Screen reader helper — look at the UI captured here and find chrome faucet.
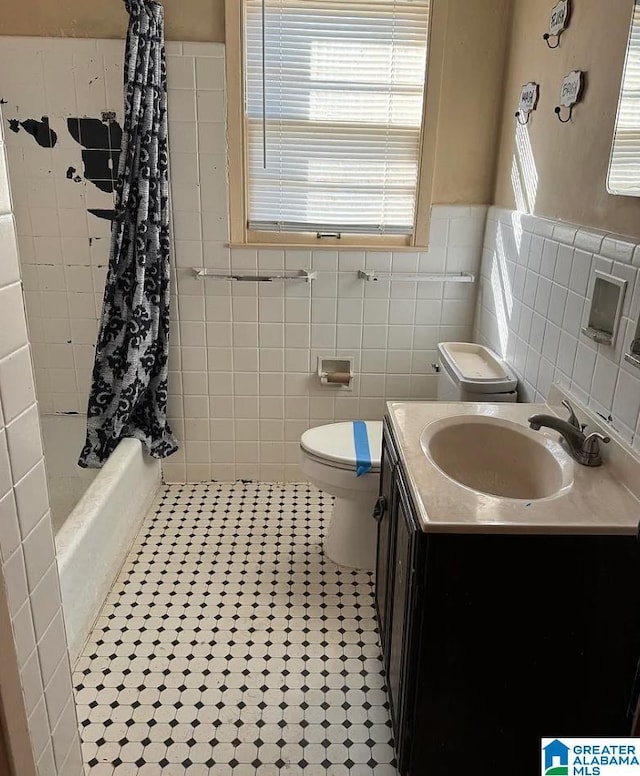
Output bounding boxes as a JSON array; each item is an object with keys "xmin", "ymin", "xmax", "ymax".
[{"xmin": 528, "ymin": 399, "xmax": 610, "ymax": 467}]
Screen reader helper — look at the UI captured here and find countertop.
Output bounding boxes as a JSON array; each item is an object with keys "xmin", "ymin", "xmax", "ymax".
[{"xmin": 386, "ymin": 395, "xmax": 640, "ymax": 535}]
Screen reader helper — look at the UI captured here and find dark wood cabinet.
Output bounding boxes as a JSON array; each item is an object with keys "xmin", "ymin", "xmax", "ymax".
[
  {"xmin": 376, "ymin": 417, "xmax": 640, "ymax": 776},
  {"xmin": 374, "ymin": 426, "xmax": 397, "ymax": 665}
]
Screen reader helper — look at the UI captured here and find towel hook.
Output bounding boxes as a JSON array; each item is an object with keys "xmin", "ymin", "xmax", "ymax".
[
  {"xmin": 543, "ymin": 0, "xmax": 570, "ymax": 50},
  {"xmin": 515, "ymin": 82, "xmax": 539, "ymax": 127},
  {"xmin": 543, "ymin": 32, "xmax": 561, "ymax": 49},
  {"xmin": 554, "ymin": 70, "xmax": 584, "ymax": 124},
  {"xmin": 554, "ymin": 105, "xmax": 573, "ymax": 123}
]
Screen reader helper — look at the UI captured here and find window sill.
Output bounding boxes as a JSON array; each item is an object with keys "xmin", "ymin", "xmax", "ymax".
[{"xmin": 227, "ymin": 242, "xmax": 428, "ymax": 252}]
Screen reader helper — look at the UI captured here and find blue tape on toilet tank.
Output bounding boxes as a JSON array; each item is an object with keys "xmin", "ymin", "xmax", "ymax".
[{"xmin": 353, "ymin": 420, "xmax": 372, "ymax": 477}]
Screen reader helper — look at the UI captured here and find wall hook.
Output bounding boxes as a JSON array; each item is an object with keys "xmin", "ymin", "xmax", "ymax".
[
  {"xmin": 555, "ymin": 70, "xmax": 584, "ymax": 125},
  {"xmin": 543, "ymin": 0, "xmax": 570, "ymax": 50},
  {"xmin": 543, "ymin": 32, "xmax": 561, "ymax": 49},
  {"xmin": 554, "ymin": 105, "xmax": 572, "ymax": 123},
  {"xmin": 516, "ymin": 82, "xmax": 539, "ymax": 127}
]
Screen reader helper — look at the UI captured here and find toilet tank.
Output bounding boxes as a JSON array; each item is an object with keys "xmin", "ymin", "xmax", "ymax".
[{"xmin": 437, "ymin": 342, "xmax": 518, "ymax": 402}]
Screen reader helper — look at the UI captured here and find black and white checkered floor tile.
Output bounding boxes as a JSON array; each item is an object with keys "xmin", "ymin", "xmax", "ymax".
[{"xmin": 74, "ymin": 482, "xmax": 397, "ymax": 776}]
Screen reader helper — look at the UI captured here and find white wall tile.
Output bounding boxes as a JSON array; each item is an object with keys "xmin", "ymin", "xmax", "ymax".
[
  {"xmin": 0, "ymin": 283, "xmax": 29, "ymax": 359},
  {"xmin": 2, "ymin": 38, "xmax": 488, "ymax": 486},
  {"xmin": 28, "ymin": 698, "xmax": 51, "ymax": 761},
  {"xmin": 0, "ymin": 102, "xmax": 80, "ymax": 775},
  {"xmin": 476, "ymin": 206, "xmax": 640, "ymax": 445},
  {"xmin": 613, "ymin": 370, "xmax": 640, "ymax": 431},
  {"xmin": 22, "ymin": 514, "xmax": 56, "ymax": 592},
  {"xmin": 21, "ymin": 649, "xmax": 45, "ymax": 716},
  {"xmin": 5, "ymin": 404, "xmax": 43, "ymax": 482},
  {"xmin": 37, "ymin": 611, "xmax": 69, "ymax": 687},
  {"xmin": 50, "ymin": 698, "xmax": 78, "ymax": 771},
  {"xmin": 0, "ymin": 490, "xmax": 20, "ymax": 562},
  {"xmin": 0, "ymin": 213, "xmax": 20, "ymax": 287},
  {"xmin": 14, "ymin": 460, "xmax": 49, "ymax": 538},
  {"xmin": 3, "ymin": 546, "xmax": 29, "ymax": 614}
]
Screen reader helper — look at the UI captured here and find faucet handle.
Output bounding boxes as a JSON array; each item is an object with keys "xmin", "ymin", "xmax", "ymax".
[
  {"xmin": 562, "ymin": 399, "xmax": 583, "ymax": 431},
  {"xmin": 583, "ymin": 431, "xmax": 611, "ymax": 455}
]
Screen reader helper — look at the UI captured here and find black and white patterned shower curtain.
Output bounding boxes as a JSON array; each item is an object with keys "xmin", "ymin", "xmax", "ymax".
[{"xmin": 79, "ymin": 0, "xmax": 178, "ymax": 467}]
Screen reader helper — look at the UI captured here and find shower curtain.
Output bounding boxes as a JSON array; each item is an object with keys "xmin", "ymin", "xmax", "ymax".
[{"xmin": 79, "ymin": 0, "xmax": 178, "ymax": 467}]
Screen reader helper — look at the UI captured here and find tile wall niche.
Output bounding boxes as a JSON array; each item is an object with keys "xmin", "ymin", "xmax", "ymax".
[
  {"xmin": 0, "ymin": 113, "xmax": 83, "ymax": 776},
  {"xmin": 475, "ymin": 206, "xmax": 640, "ymax": 449},
  {"xmin": 0, "ymin": 37, "xmax": 488, "ymax": 482}
]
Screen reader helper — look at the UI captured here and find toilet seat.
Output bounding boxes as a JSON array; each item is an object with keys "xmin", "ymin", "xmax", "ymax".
[{"xmin": 300, "ymin": 421, "xmax": 383, "ymax": 473}]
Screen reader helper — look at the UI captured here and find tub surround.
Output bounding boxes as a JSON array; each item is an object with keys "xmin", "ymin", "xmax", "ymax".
[
  {"xmin": 41, "ymin": 416, "xmax": 97, "ymax": 533},
  {"xmin": 386, "ymin": 387, "xmax": 640, "ymax": 534}
]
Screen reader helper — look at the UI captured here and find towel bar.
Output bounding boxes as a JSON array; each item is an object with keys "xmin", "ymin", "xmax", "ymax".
[{"xmin": 192, "ymin": 268, "xmax": 316, "ymax": 283}]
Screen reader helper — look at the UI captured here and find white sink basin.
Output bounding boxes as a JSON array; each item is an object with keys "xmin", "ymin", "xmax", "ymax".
[{"xmin": 420, "ymin": 415, "xmax": 573, "ymax": 501}]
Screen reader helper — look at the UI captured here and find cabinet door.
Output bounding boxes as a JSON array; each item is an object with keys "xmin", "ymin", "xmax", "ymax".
[
  {"xmin": 386, "ymin": 473, "xmax": 422, "ymax": 773},
  {"xmin": 374, "ymin": 422, "xmax": 398, "ymax": 660}
]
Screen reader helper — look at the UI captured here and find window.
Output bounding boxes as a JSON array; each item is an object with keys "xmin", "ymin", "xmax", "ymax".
[
  {"xmin": 225, "ymin": 0, "xmax": 433, "ymax": 247},
  {"xmin": 608, "ymin": 0, "xmax": 640, "ymax": 196}
]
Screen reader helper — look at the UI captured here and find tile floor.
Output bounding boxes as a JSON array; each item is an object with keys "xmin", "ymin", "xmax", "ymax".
[{"xmin": 73, "ymin": 482, "xmax": 397, "ymax": 776}]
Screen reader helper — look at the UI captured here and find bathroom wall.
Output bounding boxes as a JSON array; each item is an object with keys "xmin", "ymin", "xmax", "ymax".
[
  {"xmin": 0, "ymin": 0, "xmax": 226, "ymax": 42},
  {"xmin": 0, "ymin": 37, "xmax": 488, "ymax": 482},
  {"xmin": 166, "ymin": 201, "xmax": 484, "ymax": 483},
  {"xmin": 430, "ymin": 0, "xmax": 511, "ymax": 206},
  {"xmin": 493, "ymin": 0, "xmax": 640, "ymax": 239},
  {"xmin": 0, "ymin": 113, "xmax": 82, "ymax": 776},
  {"xmin": 1, "ymin": 0, "xmax": 512, "ymax": 206},
  {"xmin": 475, "ymin": 206, "xmax": 640, "ymax": 448}
]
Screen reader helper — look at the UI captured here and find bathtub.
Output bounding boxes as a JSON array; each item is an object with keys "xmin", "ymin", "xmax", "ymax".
[{"xmin": 41, "ymin": 416, "xmax": 161, "ymax": 663}]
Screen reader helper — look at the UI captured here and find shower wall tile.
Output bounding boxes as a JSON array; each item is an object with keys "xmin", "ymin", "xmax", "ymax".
[
  {"xmin": 0, "ymin": 108, "xmax": 83, "ymax": 775},
  {"xmin": 475, "ymin": 206, "xmax": 640, "ymax": 447},
  {"xmin": 0, "ymin": 37, "xmax": 486, "ymax": 483}
]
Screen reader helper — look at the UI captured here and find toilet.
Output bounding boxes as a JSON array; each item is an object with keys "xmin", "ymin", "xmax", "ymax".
[
  {"xmin": 300, "ymin": 420, "xmax": 382, "ymax": 571},
  {"xmin": 300, "ymin": 343, "xmax": 517, "ymax": 571}
]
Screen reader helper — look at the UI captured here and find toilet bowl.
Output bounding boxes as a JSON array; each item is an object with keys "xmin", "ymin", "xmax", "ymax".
[{"xmin": 300, "ymin": 421, "xmax": 382, "ymax": 571}]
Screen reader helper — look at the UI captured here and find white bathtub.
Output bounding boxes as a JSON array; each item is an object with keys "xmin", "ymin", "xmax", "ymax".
[{"xmin": 41, "ymin": 415, "xmax": 161, "ymax": 663}]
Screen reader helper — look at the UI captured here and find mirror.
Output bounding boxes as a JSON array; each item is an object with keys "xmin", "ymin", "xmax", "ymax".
[{"xmin": 608, "ymin": 0, "xmax": 640, "ymax": 196}]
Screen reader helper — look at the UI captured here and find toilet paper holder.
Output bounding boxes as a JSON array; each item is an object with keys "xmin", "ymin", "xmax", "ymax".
[{"xmin": 317, "ymin": 357, "xmax": 354, "ymax": 391}]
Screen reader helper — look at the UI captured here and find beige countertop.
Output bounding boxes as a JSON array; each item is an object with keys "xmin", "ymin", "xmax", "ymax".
[{"xmin": 386, "ymin": 394, "xmax": 640, "ymax": 535}]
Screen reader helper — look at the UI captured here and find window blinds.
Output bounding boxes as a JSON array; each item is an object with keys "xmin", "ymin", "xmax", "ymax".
[
  {"xmin": 244, "ymin": 0, "xmax": 430, "ymax": 236},
  {"xmin": 609, "ymin": 2, "xmax": 640, "ymax": 196}
]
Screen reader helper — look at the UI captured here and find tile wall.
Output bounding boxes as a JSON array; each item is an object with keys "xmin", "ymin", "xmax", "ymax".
[
  {"xmin": 0, "ymin": 37, "xmax": 124, "ymax": 417},
  {"xmin": 475, "ymin": 206, "xmax": 640, "ymax": 449},
  {"xmin": 0, "ymin": 113, "xmax": 82, "ymax": 775},
  {"xmin": 0, "ymin": 37, "xmax": 488, "ymax": 482}
]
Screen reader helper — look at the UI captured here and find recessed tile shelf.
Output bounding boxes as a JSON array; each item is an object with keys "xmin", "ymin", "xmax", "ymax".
[{"xmin": 581, "ymin": 270, "xmax": 627, "ymax": 348}]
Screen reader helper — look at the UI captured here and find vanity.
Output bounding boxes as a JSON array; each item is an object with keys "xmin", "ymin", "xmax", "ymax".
[{"xmin": 376, "ymin": 395, "xmax": 640, "ymax": 776}]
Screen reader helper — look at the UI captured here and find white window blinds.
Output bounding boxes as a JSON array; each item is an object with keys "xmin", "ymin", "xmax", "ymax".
[
  {"xmin": 609, "ymin": 1, "xmax": 640, "ymax": 196},
  {"xmin": 244, "ymin": 0, "xmax": 430, "ymax": 236}
]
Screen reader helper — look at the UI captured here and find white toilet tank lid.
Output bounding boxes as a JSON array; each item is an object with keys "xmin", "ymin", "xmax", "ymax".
[
  {"xmin": 300, "ymin": 421, "xmax": 383, "ymax": 471},
  {"xmin": 438, "ymin": 342, "xmax": 518, "ymax": 393}
]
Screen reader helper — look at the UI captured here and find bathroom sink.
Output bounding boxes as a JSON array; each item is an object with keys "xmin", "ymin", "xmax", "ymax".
[{"xmin": 420, "ymin": 415, "xmax": 573, "ymax": 501}]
